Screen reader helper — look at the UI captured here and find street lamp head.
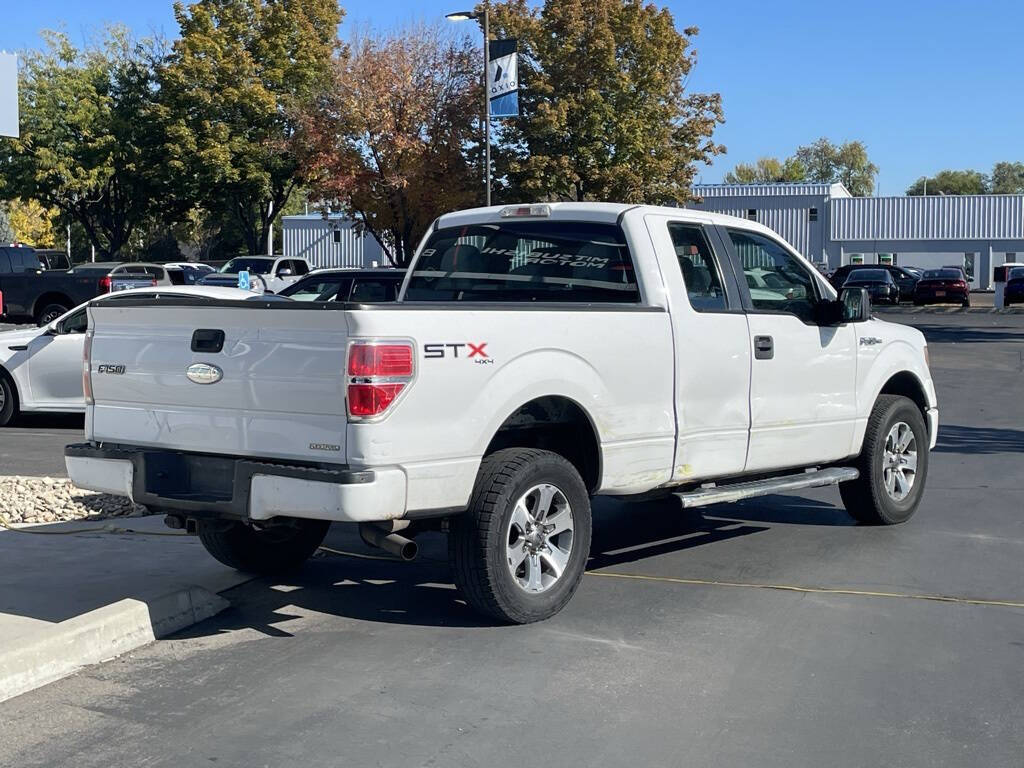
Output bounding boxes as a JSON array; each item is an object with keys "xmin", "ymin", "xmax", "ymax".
[{"xmin": 445, "ymin": 10, "xmax": 478, "ymax": 21}]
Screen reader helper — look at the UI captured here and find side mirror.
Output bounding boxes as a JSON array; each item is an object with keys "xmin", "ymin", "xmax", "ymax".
[
  {"xmin": 815, "ymin": 287, "xmax": 871, "ymax": 326},
  {"xmin": 277, "ymin": 268, "xmax": 293, "ymax": 277},
  {"xmin": 840, "ymin": 286, "xmax": 871, "ymax": 323}
]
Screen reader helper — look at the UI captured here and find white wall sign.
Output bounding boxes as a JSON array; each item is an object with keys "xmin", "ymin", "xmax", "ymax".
[{"xmin": 0, "ymin": 52, "xmax": 18, "ymax": 138}]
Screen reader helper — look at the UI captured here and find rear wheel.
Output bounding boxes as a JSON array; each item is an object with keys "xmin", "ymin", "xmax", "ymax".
[
  {"xmin": 0, "ymin": 372, "xmax": 18, "ymax": 427},
  {"xmin": 962, "ymin": 295, "xmax": 971, "ymax": 308},
  {"xmin": 449, "ymin": 448, "xmax": 591, "ymax": 624},
  {"xmin": 840, "ymin": 395, "xmax": 928, "ymax": 525},
  {"xmin": 198, "ymin": 519, "xmax": 329, "ymax": 574},
  {"xmin": 35, "ymin": 302, "xmax": 70, "ymax": 326}
]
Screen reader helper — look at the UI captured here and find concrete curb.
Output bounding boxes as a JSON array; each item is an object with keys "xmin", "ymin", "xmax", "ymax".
[{"xmin": 0, "ymin": 585, "xmax": 229, "ymax": 704}]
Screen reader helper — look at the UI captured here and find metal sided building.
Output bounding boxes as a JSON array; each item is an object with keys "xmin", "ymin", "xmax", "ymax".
[
  {"xmin": 282, "ymin": 214, "xmax": 387, "ymax": 269},
  {"xmin": 689, "ymin": 183, "xmax": 1024, "ymax": 289},
  {"xmin": 689, "ymin": 183, "xmax": 849, "ymax": 269}
]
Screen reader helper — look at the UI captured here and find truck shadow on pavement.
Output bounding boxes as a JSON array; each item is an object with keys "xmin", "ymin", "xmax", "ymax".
[
  {"xmin": 174, "ymin": 495, "xmax": 853, "ymax": 634},
  {"xmin": 934, "ymin": 424, "xmax": 1024, "ymax": 454},
  {"xmin": 914, "ymin": 324, "xmax": 1024, "ymax": 345}
]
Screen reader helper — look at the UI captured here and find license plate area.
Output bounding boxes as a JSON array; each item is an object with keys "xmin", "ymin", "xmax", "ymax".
[
  {"xmin": 935, "ymin": 290, "xmax": 945, "ymax": 296},
  {"xmin": 142, "ymin": 451, "xmax": 235, "ymax": 502}
]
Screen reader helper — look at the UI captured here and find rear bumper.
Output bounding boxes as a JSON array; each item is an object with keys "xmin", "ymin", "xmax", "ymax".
[{"xmin": 64, "ymin": 443, "xmax": 407, "ymax": 523}]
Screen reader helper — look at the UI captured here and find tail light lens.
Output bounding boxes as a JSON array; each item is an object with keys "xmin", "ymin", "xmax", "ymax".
[
  {"xmin": 346, "ymin": 341, "xmax": 414, "ymax": 420},
  {"xmin": 97, "ymin": 276, "xmax": 112, "ymax": 294},
  {"xmin": 82, "ymin": 331, "xmax": 94, "ymax": 405}
]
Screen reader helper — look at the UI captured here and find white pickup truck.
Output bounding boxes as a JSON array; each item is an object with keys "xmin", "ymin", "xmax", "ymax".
[{"xmin": 66, "ymin": 203, "xmax": 937, "ymax": 623}]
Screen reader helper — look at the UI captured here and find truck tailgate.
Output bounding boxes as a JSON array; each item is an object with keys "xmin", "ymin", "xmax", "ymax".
[{"xmin": 86, "ymin": 303, "xmax": 351, "ymax": 462}]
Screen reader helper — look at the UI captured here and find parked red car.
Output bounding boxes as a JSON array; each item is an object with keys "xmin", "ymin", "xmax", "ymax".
[{"xmin": 913, "ymin": 268, "xmax": 971, "ymax": 307}]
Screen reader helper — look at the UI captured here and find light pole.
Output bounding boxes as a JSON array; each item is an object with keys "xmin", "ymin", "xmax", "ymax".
[{"xmin": 446, "ymin": 6, "xmax": 491, "ymax": 206}]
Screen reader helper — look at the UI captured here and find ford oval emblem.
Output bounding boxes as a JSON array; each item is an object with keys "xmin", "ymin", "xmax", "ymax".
[{"xmin": 186, "ymin": 363, "xmax": 223, "ymax": 385}]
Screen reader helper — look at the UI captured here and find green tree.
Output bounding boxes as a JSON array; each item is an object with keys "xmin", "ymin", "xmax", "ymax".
[
  {"xmin": 990, "ymin": 162, "xmax": 1024, "ymax": 194},
  {"xmin": 0, "ymin": 29, "xmax": 171, "ymax": 257},
  {"xmin": 723, "ymin": 156, "xmax": 806, "ymax": 185},
  {"xmin": 793, "ymin": 138, "xmax": 878, "ymax": 196},
  {"xmin": 488, "ymin": 0, "xmax": 724, "ymax": 204},
  {"xmin": 160, "ymin": 0, "xmax": 341, "ymax": 255},
  {"xmin": 906, "ymin": 169, "xmax": 989, "ymax": 196}
]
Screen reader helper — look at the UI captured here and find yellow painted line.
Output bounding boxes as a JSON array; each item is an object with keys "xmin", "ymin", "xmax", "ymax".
[{"xmin": 587, "ymin": 570, "xmax": 1024, "ymax": 609}]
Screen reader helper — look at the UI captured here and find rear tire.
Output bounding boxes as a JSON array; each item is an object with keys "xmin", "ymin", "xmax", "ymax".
[
  {"xmin": 198, "ymin": 519, "xmax": 329, "ymax": 574},
  {"xmin": 0, "ymin": 372, "xmax": 18, "ymax": 427},
  {"xmin": 962, "ymin": 296, "xmax": 971, "ymax": 308},
  {"xmin": 449, "ymin": 448, "xmax": 592, "ymax": 624},
  {"xmin": 35, "ymin": 302, "xmax": 70, "ymax": 326},
  {"xmin": 840, "ymin": 395, "xmax": 928, "ymax": 525}
]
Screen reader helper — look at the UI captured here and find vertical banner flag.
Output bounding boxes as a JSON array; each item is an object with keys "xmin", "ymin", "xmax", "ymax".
[
  {"xmin": 487, "ymin": 39, "xmax": 518, "ymax": 118},
  {"xmin": 0, "ymin": 52, "xmax": 18, "ymax": 138}
]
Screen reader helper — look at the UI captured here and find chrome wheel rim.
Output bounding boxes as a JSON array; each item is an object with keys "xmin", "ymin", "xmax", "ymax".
[
  {"xmin": 506, "ymin": 483, "xmax": 574, "ymax": 594},
  {"xmin": 882, "ymin": 421, "xmax": 917, "ymax": 501}
]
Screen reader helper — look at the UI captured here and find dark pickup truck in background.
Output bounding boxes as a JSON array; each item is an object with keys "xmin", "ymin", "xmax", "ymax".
[{"xmin": 0, "ymin": 246, "xmax": 163, "ymax": 325}]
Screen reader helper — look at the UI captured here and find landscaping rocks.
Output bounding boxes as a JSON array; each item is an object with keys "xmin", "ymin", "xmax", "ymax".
[{"xmin": 0, "ymin": 476, "xmax": 147, "ymax": 524}]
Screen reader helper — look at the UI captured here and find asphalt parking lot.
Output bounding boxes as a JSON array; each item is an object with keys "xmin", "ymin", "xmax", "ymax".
[{"xmin": 0, "ymin": 309, "xmax": 1022, "ymax": 767}]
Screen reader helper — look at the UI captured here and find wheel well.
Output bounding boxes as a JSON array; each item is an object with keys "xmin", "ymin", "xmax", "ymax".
[
  {"xmin": 32, "ymin": 292, "xmax": 73, "ymax": 317},
  {"xmin": 879, "ymin": 371, "xmax": 929, "ymax": 431},
  {"xmin": 0, "ymin": 364, "xmax": 19, "ymax": 405},
  {"xmin": 484, "ymin": 396, "xmax": 601, "ymax": 492}
]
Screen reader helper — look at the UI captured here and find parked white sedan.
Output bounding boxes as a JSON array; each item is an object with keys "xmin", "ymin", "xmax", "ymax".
[{"xmin": 0, "ymin": 286, "xmax": 264, "ymax": 426}]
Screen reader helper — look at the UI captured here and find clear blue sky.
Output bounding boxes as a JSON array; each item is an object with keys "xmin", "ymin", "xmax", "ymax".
[{"xmin": 4, "ymin": 0, "xmax": 1021, "ymax": 196}]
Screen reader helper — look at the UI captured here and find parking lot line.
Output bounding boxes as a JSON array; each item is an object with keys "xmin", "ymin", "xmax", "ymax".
[{"xmin": 587, "ymin": 570, "xmax": 1024, "ymax": 609}]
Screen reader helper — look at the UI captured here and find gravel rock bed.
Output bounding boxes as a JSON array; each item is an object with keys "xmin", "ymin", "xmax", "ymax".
[{"xmin": 0, "ymin": 476, "xmax": 148, "ymax": 525}]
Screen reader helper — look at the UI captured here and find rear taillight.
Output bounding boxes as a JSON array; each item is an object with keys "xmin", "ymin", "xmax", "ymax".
[
  {"xmin": 346, "ymin": 341, "xmax": 415, "ymax": 420},
  {"xmin": 82, "ymin": 331, "xmax": 94, "ymax": 405},
  {"xmin": 98, "ymin": 276, "xmax": 112, "ymax": 294}
]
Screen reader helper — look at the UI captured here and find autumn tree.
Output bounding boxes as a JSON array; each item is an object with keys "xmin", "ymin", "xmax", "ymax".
[
  {"xmin": 487, "ymin": 0, "xmax": 724, "ymax": 204},
  {"xmin": 160, "ymin": 0, "xmax": 341, "ymax": 255},
  {"xmin": 297, "ymin": 26, "xmax": 482, "ymax": 266},
  {"xmin": 7, "ymin": 198, "xmax": 59, "ymax": 247},
  {"xmin": 723, "ymin": 156, "xmax": 806, "ymax": 185},
  {"xmin": 0, "ymin": 29, "xmax": 170, "ymax": 256}
]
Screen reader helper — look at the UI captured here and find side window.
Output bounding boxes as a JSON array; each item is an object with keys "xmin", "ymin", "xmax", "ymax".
[
  {"xmin": 0, "ymin": 250, "xmax": 12, "ymax": 274},
  {"xmin": 293, "ymin": 260, "xmax": 309, "ymax": 276},
  {"xmin": 666, "ymin": 224, "xmax": 728, "ymax": 312},
  {"xmin": 727, "ymin": 229, "xmax": 819, "ymax": 321}
]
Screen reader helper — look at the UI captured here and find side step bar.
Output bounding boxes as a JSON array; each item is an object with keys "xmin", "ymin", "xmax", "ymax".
[{"xmin": 675, "ymin": 467, "xmax": 859, "ymax": 509}]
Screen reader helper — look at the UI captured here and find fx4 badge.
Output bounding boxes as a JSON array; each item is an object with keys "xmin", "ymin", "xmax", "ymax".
[{"xmin": 424, "ymin": 342, "xmax": 493, "ymax": 364}]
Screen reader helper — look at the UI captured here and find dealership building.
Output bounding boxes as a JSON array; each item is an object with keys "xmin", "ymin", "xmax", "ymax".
[{"xmin": 688, "ymin": 183, "xmax": 1024, "ymax": 289}]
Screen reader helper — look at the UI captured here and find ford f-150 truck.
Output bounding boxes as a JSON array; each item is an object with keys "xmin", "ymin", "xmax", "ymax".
[{"xmin": 66, "ymin": 203, "xmax": 937, "ymax": 623}]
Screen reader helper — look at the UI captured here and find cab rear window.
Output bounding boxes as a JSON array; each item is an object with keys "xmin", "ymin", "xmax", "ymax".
[{"xmin": 405, "ymin": 221, "xmax": 639, "ymax": 303}]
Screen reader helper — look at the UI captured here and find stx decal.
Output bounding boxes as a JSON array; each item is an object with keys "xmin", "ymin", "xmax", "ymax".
[{"xmin": 424, "ymin": 343, "xmax": 492, "ymax": 362}]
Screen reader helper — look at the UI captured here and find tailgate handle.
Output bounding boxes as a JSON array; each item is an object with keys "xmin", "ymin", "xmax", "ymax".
[{"xmin": 191, "ymin": 329, "xmax": 225, "ymax": 353}]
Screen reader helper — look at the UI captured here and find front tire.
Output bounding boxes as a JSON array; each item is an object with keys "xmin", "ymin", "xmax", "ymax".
[
  {"xmin": 840, "ymin": 395, "xmax": 928, "ymax": 525},
  {"xmin": 0, "ymin": 372, "xmax": 18, "ymax": 427},
  {"xmin": 449, "ymin": 448, "xmax": 592, "ymax": 624},
  {"xmin": 198, "ymin": 519, "xmax": 330, "ymax": 574}
]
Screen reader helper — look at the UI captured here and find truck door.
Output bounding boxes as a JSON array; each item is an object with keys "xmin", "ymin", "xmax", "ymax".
[
  {"xmin": 25, "ymin": 305, "xmax": 88, "ymax": 407},
  {"xmin": 0, "ymin": 249, "xmax": 29, "ymax": 316},
  {"xmin": 645, "ymin": 215, "xmax": 751, "ymax": 480},
  {"xmin": 719, "ymin": 227, "xmax": 857, "ymax": 472}
]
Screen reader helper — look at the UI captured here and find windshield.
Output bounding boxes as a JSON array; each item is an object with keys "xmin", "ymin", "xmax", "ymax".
[
  {"xmin": 405, "ymin": 220, "xmax": 640, "ymax": 303},
  {"xmin": 923, "ymin": 269, "xmax": 962, "ymax": 279},
  {"xmin": 1008, "ymin": 267, "xmax": 1024, "ymax": 280},
  {"xmin": 847, "ymin": 270, "xmax": 887, "ymax": 281},
  {"xmin": 220, "ymin": 258, "xmax": 274, "ymax": 275}
]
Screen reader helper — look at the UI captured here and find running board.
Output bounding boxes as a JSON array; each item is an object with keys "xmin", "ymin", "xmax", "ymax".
[{"xmin": 675, "ymin": 467, "xmax": 859, "ymax": 509}]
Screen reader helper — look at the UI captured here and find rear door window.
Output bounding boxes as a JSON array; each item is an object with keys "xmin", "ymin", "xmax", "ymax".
[
  {"xmin": 350, "ymin": 278, "xmax": 399, "ymax": 303},
  {"xmin": 282, "ymin": 277, "xmax": 350, "ymax": 302},
  {"xmin": 405, "ymin": 221, "xmax": 640, "ymax": 303},
  {"xmin": 666, "ymin": 224, "xmax": 729, "ymax": 312}
]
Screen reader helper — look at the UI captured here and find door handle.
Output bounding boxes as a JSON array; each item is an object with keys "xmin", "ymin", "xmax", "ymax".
[{"xmin": 754, "ymin": 335, "xmax": 774, "ymax": 360}]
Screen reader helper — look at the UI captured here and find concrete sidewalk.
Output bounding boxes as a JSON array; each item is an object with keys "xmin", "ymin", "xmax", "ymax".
[{"xmin": 0, "ymin": 515, "xmax": 251, "ymax": 702}]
